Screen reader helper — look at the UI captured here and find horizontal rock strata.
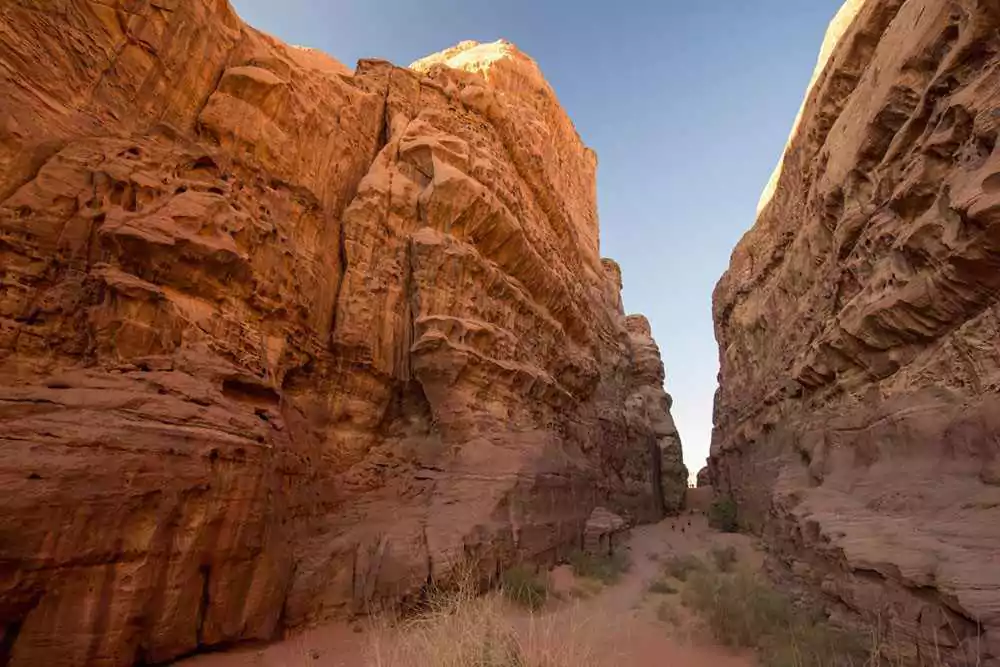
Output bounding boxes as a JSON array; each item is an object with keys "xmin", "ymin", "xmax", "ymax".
[
  {"xmin": 0, "ymin": 5, "xmax": 684, "ymax": 666},
  {"xmin": 711, "ymin": 1, "xmax": 1000, "ymax": 664}
]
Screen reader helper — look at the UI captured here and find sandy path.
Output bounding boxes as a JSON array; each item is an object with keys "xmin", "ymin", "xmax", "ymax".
[
  {"xmin": 176, "ymin": 514, "xmax": 757, "ymax": 667},
  {"xmin": 547, "ymin": 514, "xmax": 757, "ymax": 666}
]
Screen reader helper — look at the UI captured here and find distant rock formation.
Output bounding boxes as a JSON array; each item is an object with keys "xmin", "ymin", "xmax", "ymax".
[
  {"xmin": 712, "ymin": 1, "xmax": 1000, "ymax": 664},
  {"xmin": 583, "ymin": 506, "xmax": 627, "ymax": 556},
  {"xmin": 0, "ymin": 6, "xmax": 685, "ymax": 666},
  {"xmin": 696, "ymin": 466, "xmax": 711, "ymax": 488}
]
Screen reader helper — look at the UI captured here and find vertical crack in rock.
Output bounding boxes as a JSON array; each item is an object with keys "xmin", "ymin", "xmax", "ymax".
[{"xmin": 196, "ymin": 565, "xmax": 212, "ymax": 647}]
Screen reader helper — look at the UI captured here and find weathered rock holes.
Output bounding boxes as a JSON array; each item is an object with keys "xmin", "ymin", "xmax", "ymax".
[
  {"xmin": 222, "ymin": 378, "xmax": 281, "ymax": 406},
  {"xmin": 977, "ymin": 130, "xmax": 997, "ymax": 157},
  {"xmin": 889, "ymin": 191, "xmax": 937, "ymax": 221},
  {"xmin": 932, "ymin": 23, "xmax": 961, "ymax": 64},
  {"xmin": 821, "ymin": 188, "xmax": 845, "ymax": 232},
  {"xmin": 184, "ymin": 156, "xmax": 222, "ymax": 183},
  {"xmin": 110, "ymin": 182, "xmax": 138, "ymax": 213},
  {"xmin": 982, "ymin": 172, "xmax": 1000, "ymax": 193}
]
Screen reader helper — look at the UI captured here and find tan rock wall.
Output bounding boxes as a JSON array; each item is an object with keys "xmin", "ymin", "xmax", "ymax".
[
  {"xmin": 712, "ymin": 1, "xmax": 1000, "ymax": 664},
  {"xmin": 0, "ymin": 3, "xmax": 684, "ymax": 665}
]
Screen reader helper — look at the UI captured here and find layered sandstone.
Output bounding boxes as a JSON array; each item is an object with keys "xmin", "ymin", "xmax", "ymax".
[
  {"xmin": 0, "ymin": 5, "xmax": 684, "ymax": 666},
  {"xmin": 712, "ymin": 1, "xmax": 1000, "ymax": 664}
]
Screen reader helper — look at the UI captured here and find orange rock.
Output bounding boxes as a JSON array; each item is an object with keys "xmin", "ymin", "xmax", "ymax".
[
  {"xmin": 712, "ymin": 1, "xmax": 1000, "ymax": 663},
  {"xmin": 0, "ymin": 5, "xmax": 684, "ymax": 666}
]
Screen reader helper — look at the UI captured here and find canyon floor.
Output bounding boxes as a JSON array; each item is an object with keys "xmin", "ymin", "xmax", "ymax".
[{"xmin": 176, "ymin": 515, "xmax": 759, "ymax": 667}]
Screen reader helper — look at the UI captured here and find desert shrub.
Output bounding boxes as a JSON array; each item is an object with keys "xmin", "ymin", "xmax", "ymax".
[
  {"xmin": 647, "ymin": 578, "xmax": 678, "ymax": 595},
  {"xmin": 710, "ymin": 545, "xmax": 738, "ymax": 572},
  {"xmin": 680, "ymin": 568, "xmax": 867, "ymax": 667},
  {"xmin": 568, "ymin": 550, "xmax": 631, "ymax": 585},
  {"xmin": 708, "ymin": 496, "xmax": 739, "ymax": 533},
  {"xmin": 500, "ymin": 565, "xmax": 548, "ymax": 610},
  {"xmin": 682, "ymin": 568, "xmax": 792, "ymax": 648},
  {"xmin": 662, "ymin": 554, "xmax": 705, "ymax": 582},
  {"xmin": 369, "ymin": 584, "xmax": 597, "ymax": 666},
  {"xmin": 656, "ymin": 600, "xmax": 681, "ymax": 625},
  {"xmin": 568, "ymin": 579, "xmax": 603, "ymax": 600}
]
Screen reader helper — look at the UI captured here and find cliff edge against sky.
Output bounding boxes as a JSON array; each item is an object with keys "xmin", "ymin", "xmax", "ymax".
[
  {"xmin": 0, "ymin": 3, "xmax": 685, "ymax": 665},
  {"xmin": 712, "ymin": 0, "xmax": 1000, "ymax": 663}
]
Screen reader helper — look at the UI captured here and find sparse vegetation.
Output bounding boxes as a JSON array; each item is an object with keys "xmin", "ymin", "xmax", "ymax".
[
  {"xmin": 647, "ymin": 578, "xmax": 678, "ymax": 595},
  {"xmin": 680, "ymin": 567, "xmax": 867, "ymax": 667},
  {"xmin": 708, "ymin": 496, "xmax": 739, "ymax": 533},
  {"xmin": 656, "ymin": 599, "xmax": 681, "ymax": 625},
  {"xmin": 568, "ymin": 579, "xmax": 603, "ymax": 600},
  {"xmin": 709, "ymin": 545, "xmax": 738, "ymax": 572},
  {"xmin": 662, "ymin": 553, "xmax": 706, "ymax": 581},
  {"xmin": 369, "ymin": 579, "xmax": 597, "ymax": 667},
  {"xmin": 568, "ymin": 550, "xmax": 631, "ymax": 585},
  {"xmin": 500, "ymin": 565, "xmax": 549, "ymax": 610}
]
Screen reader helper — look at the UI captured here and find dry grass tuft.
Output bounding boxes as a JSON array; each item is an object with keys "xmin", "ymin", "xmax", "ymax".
[
  {"xmin": 568, "ymin": 579, "xmax": 603, "ymax": 600},
  {"xmin": 647, "ymin": 578, "xmax": 678, "ymax": 595},
  {"xmin": 368, "ymin": 577, "xmax": 598, "ymax": 667},
  {"xmin": 709, "ymin": 545, "xmax": 738, "ymax": 573},
  {"xmin": 568, "ymin": 550, "xmax": 631, "ymax": 585},
  {"xmin": 501, "ymin": 565, "xmax": 550, "ymax": 610},
  {"xmin": 662, "ymin": 553, "xmax": 706, "ymax": 582},
  {"xmin": 657, "ymin": 599, "xmax": 682, "ymax": 625}
]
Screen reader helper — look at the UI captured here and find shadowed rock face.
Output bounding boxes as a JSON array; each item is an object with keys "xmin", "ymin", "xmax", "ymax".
[
  {"xmin": 0, "ymin": 5, "xmax": 685, "ymax": 666},
  {"xmin": 711, "ymin": 0, "xmax": 1000, "ymax": 664}
]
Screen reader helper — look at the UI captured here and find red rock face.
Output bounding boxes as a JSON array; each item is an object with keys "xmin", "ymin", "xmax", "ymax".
[
  {"xmin": 712, "ymin": 1, "xmax": 1000, "ymax": 664},
  {"xmin": 0, "ymin": 4, "xmax": 684, "ymax": 666}
]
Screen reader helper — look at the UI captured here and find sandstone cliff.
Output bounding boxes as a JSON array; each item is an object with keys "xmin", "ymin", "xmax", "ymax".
[
  {"xmin": 0, "ymin": 4, "xmax": 685, "ymax": 666},
  {"xmin": 712, "ymin": 1, "xmax": 1000, "ymax": 664}
]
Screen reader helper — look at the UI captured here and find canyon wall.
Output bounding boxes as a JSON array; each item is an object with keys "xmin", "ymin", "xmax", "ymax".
[
  {"xmin": 712, "ymin": 0, "xmax": 1000, "ymax": 664},
  {"xmin": 0, "ymin": 3, "xmax": 685, "ymax": 665}
]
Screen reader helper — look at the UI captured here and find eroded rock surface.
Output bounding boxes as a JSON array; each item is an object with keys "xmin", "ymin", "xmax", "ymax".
[
  {"xmin": 583, "ymin": 506, "xmax": 627, "ymax": 556},
  {"xmin": 711, "ymin": 1, "xmax": 1000, "ymax": 664},
  {"xmin": 0, "ymin": 6, "xmax": 684, "ymax": 666}
]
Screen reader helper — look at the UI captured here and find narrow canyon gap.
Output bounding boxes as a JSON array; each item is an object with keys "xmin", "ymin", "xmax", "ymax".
[{"xmin": 0, "ymin": 3, "xmax": 686, "ymax": 666}]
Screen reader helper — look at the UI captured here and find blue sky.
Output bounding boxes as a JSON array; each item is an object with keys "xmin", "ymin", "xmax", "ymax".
[{"xmin": 231, "ymin": 0, "xmax": 843, "ymax": 477}]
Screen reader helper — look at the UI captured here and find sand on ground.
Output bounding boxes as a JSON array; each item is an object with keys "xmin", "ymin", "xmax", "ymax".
[{"xmin": 176, "ymin": 513, "xmax": 759, "ymax": 667}]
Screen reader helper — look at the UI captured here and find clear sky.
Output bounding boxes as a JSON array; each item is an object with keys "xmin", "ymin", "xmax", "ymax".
[{"xmin": 231, "ymin": 0, "xmax": 844, "ymax": 478}]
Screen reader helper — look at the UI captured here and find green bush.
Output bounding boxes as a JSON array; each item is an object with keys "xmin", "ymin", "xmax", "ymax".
[
  {"xmin": 682, "ymin": 569, "xmax": 792, "ymax": 648},
  {"xmin": 647, "ymin": 578, "xmax": 678, "ymax": 595},
  {"xmin": 568, "ymin": 550, "xmax": 631, "ymax": 585},
  {"xmin": 708, "ymin": 496, "xmax": 739, "ymax": 533},
  {"xmin": 500, "ymin": 565, "xmax": 548, "ymax": 610},
  {"xmin": 710, "ymin": 545, "xmax": 738, "ymax": 572},
  {"xmin": 680, "ymin": 568, "xmax": 867, "ymax": 667},
  {"xmin": 662, "ymin": 554, "xmax": 705, "ymax": 581}
]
